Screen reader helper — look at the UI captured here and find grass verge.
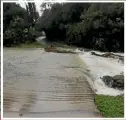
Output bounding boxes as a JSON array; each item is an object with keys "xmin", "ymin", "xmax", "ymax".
[
  {"xmin": 17, "ymin": 42, "xmax": 44, "ymax": 48},
  {"xmin": 4, "ymin": 42, "xmax": 46, "ymax": 48},
  {"xmin": 95, "ymin": 95, "xmax": 124, "ymax": 118}
]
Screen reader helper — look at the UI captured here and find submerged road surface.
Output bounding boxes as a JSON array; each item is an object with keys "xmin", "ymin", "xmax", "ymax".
[{"xmin": 3, "ymin": 48, "xmax": 102, "ymax": 118}]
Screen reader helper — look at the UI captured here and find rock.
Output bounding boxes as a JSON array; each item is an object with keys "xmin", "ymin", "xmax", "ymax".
[
  {"xmin": 102, "ymin": 76, "xmax": 114, "ymax": 87},
  {"xmin": 91, "ymin": 52, "xmax": 95, "ymax": 55},
  {"xmin": 120, "ymin": 71, "xmax": 124, "ymax": 75},
  {"xmin": 113, "ymin": 75, "xmax": 124, "ymax": 90},
  {"xmin": 119, "ymin": 57, "xmax": 124, "ymax": 63},
  {"xmin": 119, "ymin": 57, "xmax": 124, "ymax": 61},
  {"xmin": 117, "ymin": 93, "xmax": 124, "ymax": 96},
  {"xmin": 78, "ymin": 48, "xmax": 83, "ymax": 51},
  {"xmin": 19, "ymin": 113, "xmax": 23, "ymax": 117},
  {"xmin": 102, "ymin": 75, "xmax": 124, "ymax": 90}
]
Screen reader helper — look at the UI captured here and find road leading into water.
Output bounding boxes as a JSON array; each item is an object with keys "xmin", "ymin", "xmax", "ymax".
[{"xmin": 3, "ymin": 48, "xmax": 102, "ymax": 118}]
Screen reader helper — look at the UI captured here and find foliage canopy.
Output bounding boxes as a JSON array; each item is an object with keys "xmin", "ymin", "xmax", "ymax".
[{"xmin": 37, "ymin": 3, "xmax": 124, "ymax": 52}]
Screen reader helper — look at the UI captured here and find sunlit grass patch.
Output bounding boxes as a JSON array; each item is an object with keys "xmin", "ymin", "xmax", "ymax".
[{"xmin": 95, "ymin": 95, "xmax": 124, "ymax": 117}]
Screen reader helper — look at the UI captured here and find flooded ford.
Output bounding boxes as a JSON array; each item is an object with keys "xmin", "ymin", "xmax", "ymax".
[{"xmin": 3, "ymin": 48, "xmax": 101, "ymax": 118}]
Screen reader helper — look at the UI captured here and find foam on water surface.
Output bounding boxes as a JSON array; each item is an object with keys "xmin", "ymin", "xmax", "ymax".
[{"xmin": 77, "ymin": 49, "xmax": 124, "ymax": 96}]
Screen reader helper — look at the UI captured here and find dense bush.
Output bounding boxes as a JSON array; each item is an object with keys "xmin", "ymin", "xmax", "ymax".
[
  {"xmin": 3, "ymin": 3, "xmax": 124, "ymax": 51},
  {"xmin": 37, "ymin": 3, "xmax": 124, "ymax": 52},
  {"xmin": 3, "ymin": 3, "xmax": 39, "ymax": 46},
  {"xmin": 4, "ymin": 17, "xmax": 24, "ymax": 46}
]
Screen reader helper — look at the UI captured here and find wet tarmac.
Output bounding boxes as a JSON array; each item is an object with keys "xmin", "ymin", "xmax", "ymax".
[{"xmin": 3, "ymin": 48, "xmax": 102, "ymax": 118}]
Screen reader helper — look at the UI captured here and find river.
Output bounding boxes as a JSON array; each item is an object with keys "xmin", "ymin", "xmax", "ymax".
[{"xmin": 3, "ymin": 48, "xmax": 102, "ymax": 118}]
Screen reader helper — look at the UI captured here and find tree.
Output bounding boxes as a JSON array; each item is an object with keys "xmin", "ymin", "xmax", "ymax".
[
  {"xmin": 37, "ymin": 3, "xmax": 124, "ymax": 52},
  {"xmin": 25, "ymin": 2, "xmax": 39, "ymax": 26},
  {"xmin": 3, "ymin": 3, "xmax": 27, "ymax": 32},
  {"xmin": 3, "ymin": 3, "xmax": 38, "ymax": 46}
]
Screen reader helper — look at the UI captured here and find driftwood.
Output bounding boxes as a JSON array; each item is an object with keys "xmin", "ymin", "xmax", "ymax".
[
  {"xmin": 45, "ymin": 45, "xmax": 76, "ymax": 54},
  {"xmin": 91, "ymin": 52, "xmax": 112, "ymax": 57},
  {"xmin": 91, "ymin": 52, "xmax": 124, "ymax": 62},
  {"xmin": 45, "ymin": 45, "xmax": 57, "ymax": 52}
]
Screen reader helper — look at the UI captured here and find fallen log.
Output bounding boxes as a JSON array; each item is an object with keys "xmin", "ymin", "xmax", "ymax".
[{"xmin": 91, "ymin": 51, "xmax": 124, "ymax": 62}]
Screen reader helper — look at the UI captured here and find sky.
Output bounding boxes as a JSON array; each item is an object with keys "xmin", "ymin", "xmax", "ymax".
[
  {"xmin": 18, "ymin": 0, "xmax": 66, "ymax": 15},
  {"xmin": 18, "ymin": 0, "xmax": 43, "ymax": 15}
]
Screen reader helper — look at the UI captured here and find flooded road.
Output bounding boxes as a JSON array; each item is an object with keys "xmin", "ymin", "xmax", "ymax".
[{"xmin": 3, "ymin": 48, "xmax": 101, "ymax": 118}]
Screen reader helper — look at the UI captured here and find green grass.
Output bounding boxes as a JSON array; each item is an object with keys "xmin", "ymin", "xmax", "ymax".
[
  {"xmin": 18, "ymin": 42, "xmax": 44, "ymax": 48},
  {"xmin": 95, "ymin": 95, "xmax": 124, "ymax": 118},
  {"xmin": 4, "ymin": 42, "xmax": 46, "ymax": 48}
]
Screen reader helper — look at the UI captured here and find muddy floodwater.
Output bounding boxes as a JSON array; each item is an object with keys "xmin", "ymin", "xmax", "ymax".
[{"xmin": 3, "ymin": 48, "xmax": 101, "ymax": 118}]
